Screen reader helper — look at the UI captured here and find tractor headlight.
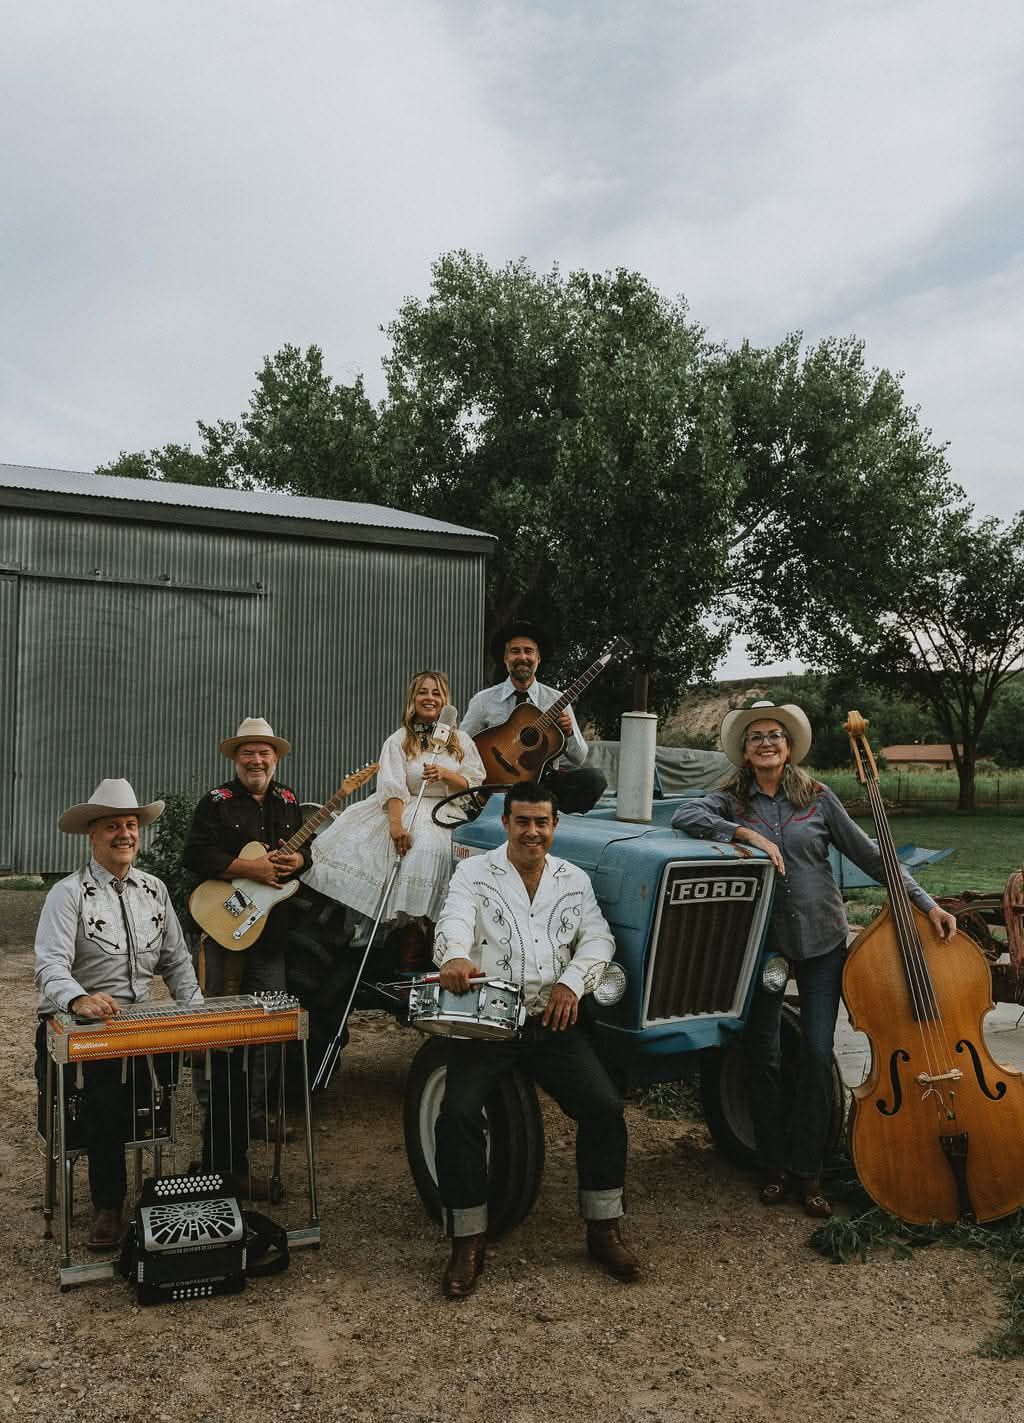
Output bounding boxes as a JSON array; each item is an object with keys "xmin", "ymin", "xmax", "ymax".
[
  {"xmin": 593, "ymin": 962, "xmax": 627, "ymax": 1007},
  {"xmin": 760, "ymin": 955, "xmax": 789, "ymax": 994}
]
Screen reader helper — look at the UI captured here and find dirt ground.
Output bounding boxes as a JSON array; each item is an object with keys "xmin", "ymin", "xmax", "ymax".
[{"xmin": 2, "ymin": 938, "xmax": 1021, "ymax": 1423}]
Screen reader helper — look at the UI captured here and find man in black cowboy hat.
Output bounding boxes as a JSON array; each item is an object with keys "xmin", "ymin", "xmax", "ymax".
[
  {"xmin": 35, "ymin": 779, "xmax": 201, "ymax": 1251},
  {"xmin": 460, "ymin": 620, "xmax": 607, "ymax": 814}
]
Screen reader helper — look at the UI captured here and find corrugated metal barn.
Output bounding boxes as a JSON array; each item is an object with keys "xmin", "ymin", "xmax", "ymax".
[{"xmin": 0, "ymin": 463, "xmax": 494, "ymax": 874}]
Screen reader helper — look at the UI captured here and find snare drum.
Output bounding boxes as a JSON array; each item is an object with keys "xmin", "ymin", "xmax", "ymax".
[{"xmin": 408, "ymin": 979, "xmax": 525, "ymax": 1041}]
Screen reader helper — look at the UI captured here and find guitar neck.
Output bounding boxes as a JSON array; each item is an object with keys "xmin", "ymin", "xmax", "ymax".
[
  {"xmin": 282, "ymin": 775, "xmax": 368, "ymax": 852},
  {"xmin": 534, "ymin": 655, "xmax": 611, "ymax": 731}
]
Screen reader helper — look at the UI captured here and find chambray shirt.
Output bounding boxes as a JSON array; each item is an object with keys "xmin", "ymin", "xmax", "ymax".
[
  {"xmin": 460, "ymin": 679, "xmax": 589, "ymax": 769},
  {"xmin": 671, "ymin": 784, "xmax": 938, "ymax": 962},
  {"xmin": 434, "ymin": 843, "xmax": 615, "ymax": 1014},
  {"xmin": 35, "ymin": 859, "xmax": 202, "ymax": 1014}
]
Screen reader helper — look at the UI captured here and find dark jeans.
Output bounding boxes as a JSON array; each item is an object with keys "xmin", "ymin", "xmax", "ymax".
[
  {"xmin": 541, "ymin": 765, "xmax": 607, "ymax": 815},
  {"xmin": 436, "ymin": 1019, "xmax": 627, "ymax": 1235},
  {"xmin": 744, "ymin": 940, "xmax": 846, "ymax": 1181},
  {"xmin": 201, "ymin": 939, "xmax": 288, "ymax": 1173},
  {"xmin": 35, "ymin": 1021, "xmax": 158, "ymax": 1211}
]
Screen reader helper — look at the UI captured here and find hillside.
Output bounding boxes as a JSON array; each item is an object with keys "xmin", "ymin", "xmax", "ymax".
[{"xmin": 661, "ymin": 677, "xmax": 784, "ymax": 744}]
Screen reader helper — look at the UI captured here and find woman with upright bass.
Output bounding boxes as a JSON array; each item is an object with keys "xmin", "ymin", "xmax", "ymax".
[{"xmin": 672, "ymin": 700, "xmax": 958, "ymax": 1218}]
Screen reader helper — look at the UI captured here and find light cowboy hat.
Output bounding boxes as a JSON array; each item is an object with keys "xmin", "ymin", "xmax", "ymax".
[
  {"xmin": 58, "ymin": 779, "xmax": 165, "ymax": 834},
  {"xmin": 720, "ymin": 700, "xmax": 813, "ymax": 767},
  {"xmin": 218, "ymin": 717, "xmax": 291, "ymax": 759}
]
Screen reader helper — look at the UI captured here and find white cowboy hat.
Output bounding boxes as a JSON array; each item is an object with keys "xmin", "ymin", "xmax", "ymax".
[
  {"xmin": 58, "ymin": 779, "xmax": 165, "ymax": 834},
  {"xmin": 218, "ymin": 716, "xmax": 291, "ymax": 759},
  {"xmin": 719, "ymin": 700, "xmax": 813, "ymax": 767}
]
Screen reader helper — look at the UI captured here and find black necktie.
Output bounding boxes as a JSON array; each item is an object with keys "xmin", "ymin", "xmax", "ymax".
[{"xmin": 514, "ymin": 689, "xmax": 530, "ymax": 705}]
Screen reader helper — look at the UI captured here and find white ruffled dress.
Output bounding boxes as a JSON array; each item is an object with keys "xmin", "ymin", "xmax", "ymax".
[{"xmin": 302, "ymin": 728, "xmax": 486, "ymax": 924}]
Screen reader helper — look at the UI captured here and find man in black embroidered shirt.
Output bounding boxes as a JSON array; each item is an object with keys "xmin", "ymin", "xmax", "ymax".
[{"xmin": 183, "ymin": 716, "xmax": 310, "ymax": 1182}]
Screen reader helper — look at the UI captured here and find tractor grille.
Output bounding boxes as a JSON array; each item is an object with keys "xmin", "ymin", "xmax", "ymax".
[{"xmin": 643, "ymin": 862, "xmax": 772, "ymax": 1023}]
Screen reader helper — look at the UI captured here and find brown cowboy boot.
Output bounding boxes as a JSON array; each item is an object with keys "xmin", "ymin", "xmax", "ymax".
[
  {"xmin": 586, "ymin": 1219, "xmax": 641, "ymax": 1282},
  {"xmin": 442, "ymin": 1233, "xmax": 486, "ymax": 1299}
]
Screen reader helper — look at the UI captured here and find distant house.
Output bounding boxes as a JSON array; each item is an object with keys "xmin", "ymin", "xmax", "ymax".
[{"xmin": 881, "ymin": 744, "xmax": 962, "ymax": 770}]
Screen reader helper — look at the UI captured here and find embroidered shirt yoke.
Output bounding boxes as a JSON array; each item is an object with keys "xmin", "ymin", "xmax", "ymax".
[
  {"xmin": 433, "ymin": 842, "xmax": 615, "ymax": 1014},
  {"xmin": 35, "ymin": 859, "xmax": 201, "ymax": 1013}
]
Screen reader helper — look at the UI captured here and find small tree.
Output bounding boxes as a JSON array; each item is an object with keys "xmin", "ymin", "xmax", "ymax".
[
  {"xmin": 853, "ymin": 512, "xmax": 1024, "ymax": 810},
  {"xmin": 136, "ymin": 789, "xmax": 201, "ymax": 930},
  {"xmin": 99, "ymin": 344, "xmax": 384, "ymax": 504}
]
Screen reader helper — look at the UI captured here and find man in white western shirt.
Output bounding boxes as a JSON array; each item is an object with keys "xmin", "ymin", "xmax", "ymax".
[{"xmin": 431, "ymin": 780, "xmax": 639, "ymax": 1298}]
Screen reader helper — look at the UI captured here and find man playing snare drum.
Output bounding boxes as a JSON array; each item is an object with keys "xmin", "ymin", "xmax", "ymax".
[{"xmin": 431, "ymin": 780, "xmax": 640, "ymax": 1298}]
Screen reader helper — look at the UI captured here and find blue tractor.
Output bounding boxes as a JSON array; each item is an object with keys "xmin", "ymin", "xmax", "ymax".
[{"xmin": 401, "ymin": 796, "xmax": 846, "ymax": 1235}]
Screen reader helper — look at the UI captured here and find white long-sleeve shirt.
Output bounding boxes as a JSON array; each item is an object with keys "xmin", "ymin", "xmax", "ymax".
[
  {"xmin": 433, "ymin": 842, "xmax": 615, "ymax": 1014},
  {"xmin": 459, "ymin": 679, "xmax": 589, "ymax": 769}
]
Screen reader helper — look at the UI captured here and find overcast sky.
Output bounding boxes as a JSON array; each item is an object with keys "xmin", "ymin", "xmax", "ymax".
[{"xmin": 3, "ymin": 1, "xmax": 1021, "ymax": 675}]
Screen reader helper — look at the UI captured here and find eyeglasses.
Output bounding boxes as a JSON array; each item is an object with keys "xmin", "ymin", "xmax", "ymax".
[{"xmin": 745, "ymin": 731, "xmax": 787, "ymax": 746}]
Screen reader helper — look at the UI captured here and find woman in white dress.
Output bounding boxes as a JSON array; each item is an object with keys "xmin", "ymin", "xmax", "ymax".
[{"xmin": 303, "ymin": 671, "xmax": 486, "ymax": 965}]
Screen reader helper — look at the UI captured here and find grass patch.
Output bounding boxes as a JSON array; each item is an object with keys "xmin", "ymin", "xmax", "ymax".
[
  {"xmin": 840, "ymin": 812, "xmax": 1024, "ymax": 920},
  {"xmin": 810, "ymin": 1204, "xmax": 1024, "ymax": 1358},
  {"xmin": 818, "ymin": 767, "xmax": 1024, "ymax": 810},
  {"xmin": 631, "ymin": 1079, "xmax": 703, "ymax": 1121}
]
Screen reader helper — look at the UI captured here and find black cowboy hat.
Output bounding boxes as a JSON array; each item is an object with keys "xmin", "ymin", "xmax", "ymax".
[{"xmin": 489, "ymin": 618, "xmax": 550, "ymax": 666}]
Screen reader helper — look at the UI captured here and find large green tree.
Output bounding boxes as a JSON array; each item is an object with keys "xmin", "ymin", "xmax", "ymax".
[
  {"xmin": 96, "ymin": 258, "xmax": 996, "ymax": 768},
  {"xmin": 379, "ymin": 252, "xmax": 741, "ymax": 725}
]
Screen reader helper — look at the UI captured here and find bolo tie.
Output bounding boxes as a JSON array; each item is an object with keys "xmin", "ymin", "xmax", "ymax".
[{"xmin": 412, "ymin": 718, "xmax": 434, "ymax": 751}]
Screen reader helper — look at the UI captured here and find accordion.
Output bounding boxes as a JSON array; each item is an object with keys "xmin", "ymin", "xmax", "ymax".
[{"xmin": 128, "ymin": 1173, "xmax": 245, "ymax": 1304}]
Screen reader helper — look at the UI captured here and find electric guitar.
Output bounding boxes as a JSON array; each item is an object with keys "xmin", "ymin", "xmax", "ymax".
[
  {"xmin": 190, "ymin": 763, "xmax": 378, "ymax": 951},
  {"xmin": 472, "ymin": 636, "xmax": 630, "ymax": 785}
]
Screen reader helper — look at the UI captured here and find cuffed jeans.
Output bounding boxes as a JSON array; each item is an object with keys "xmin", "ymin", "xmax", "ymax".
[
  {"xmin": 744, "ymin": 940, "xmax": 846, "ymax": 1181},
  {"xmin": 436, "ymin": 1018, "xmax": 627, "ymax": 1236}
]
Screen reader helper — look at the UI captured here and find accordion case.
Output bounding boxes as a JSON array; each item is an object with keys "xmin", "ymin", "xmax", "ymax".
[{"xmin": 132, "ymin": 1173, "xmax": 245, "ymax": 1304}]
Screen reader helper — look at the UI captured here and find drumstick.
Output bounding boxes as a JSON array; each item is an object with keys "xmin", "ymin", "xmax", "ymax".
[{"xmin": 376, "ymin": 973, "xmax": 490, "ymax": 989}]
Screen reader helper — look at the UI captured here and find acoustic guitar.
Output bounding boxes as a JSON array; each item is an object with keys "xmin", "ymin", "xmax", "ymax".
[
  {"xmin": 190, "ymin": 763, "xmax": 378, "ymax": 951},
  {"xmin": 473, "ymin": 636, "xmax": 630, "ymax": 785}
]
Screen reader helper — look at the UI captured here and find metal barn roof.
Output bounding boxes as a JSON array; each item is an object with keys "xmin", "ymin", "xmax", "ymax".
[{"xmin": 0, "ymin": 462, "xmax": 495, "ymax": 554}]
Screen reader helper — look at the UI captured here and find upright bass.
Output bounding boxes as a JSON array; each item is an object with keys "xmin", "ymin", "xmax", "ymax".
[{"xmin": 842, "ymin": 711, "xmax": 1024, "ymax": 1224}]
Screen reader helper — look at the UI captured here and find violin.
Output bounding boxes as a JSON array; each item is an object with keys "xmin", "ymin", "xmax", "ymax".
[{"xmin": 842, "ymin": 711, "xmax": 1024, "ymax": 1224}]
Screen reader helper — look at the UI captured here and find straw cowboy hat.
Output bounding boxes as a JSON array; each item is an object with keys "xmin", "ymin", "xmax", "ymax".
[
  {"xmin": 58, "ymin": 779, "xmax": 165, "ymax": 834},
  {"xmin": 720, "ymin": 700, "xmax": 813, "ymax": 767},
  {"xmin": 218, "ymin": 717, "xmax": 291, "ymax": 759}
]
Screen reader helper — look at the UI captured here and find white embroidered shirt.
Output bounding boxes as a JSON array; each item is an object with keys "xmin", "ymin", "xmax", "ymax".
[{"xmin": 433, "ymin": 842, "xmax": 615, "ymax": 1014}]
